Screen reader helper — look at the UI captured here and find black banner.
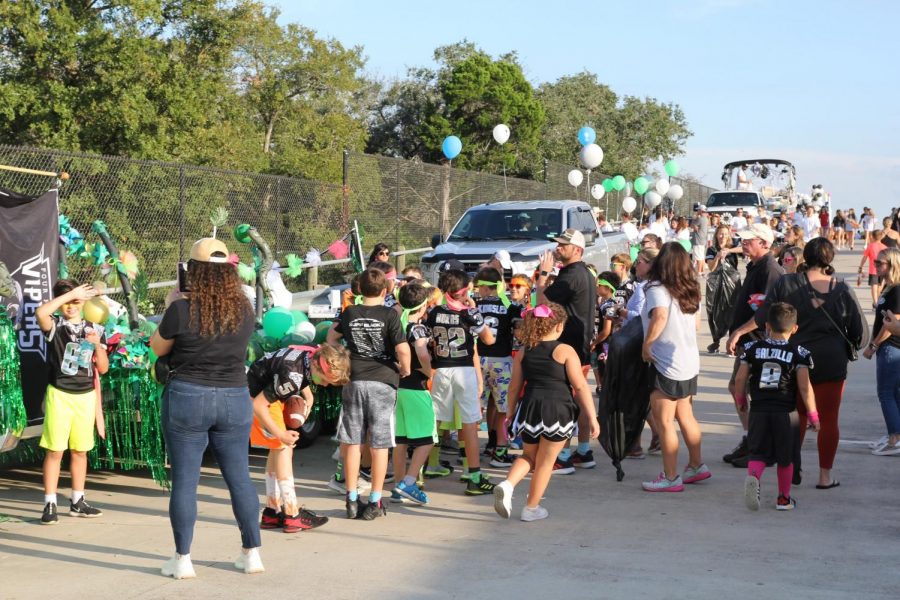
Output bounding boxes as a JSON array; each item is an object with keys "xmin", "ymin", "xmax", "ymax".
[{"xmin": 0, "ymin": 186, "xmax": 59, "ymax": 425}]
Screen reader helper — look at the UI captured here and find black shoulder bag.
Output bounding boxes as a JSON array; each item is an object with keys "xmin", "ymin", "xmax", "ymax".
[{"xmin": 802, "ymin": 273, "xmax": 859, "ymax": 362}]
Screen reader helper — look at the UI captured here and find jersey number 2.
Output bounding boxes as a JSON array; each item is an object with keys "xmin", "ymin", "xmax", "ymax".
[{"xmin": 433, "ymin": 326, "xmax": 466, "ymax": 358}]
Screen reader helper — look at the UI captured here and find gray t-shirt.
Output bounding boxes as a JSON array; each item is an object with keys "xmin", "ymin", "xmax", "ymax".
[
  {"xmin": 691, "ymin": 215, "xmax": 709, "ymax": 247},
  {"xmin": 640, "ymin": 283, "xmax": 700, "ymax": 380}
]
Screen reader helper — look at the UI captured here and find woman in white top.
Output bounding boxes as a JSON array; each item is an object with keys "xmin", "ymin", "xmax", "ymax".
[
  {"xmin": 845, "ymin": 208, "xmax": 859, "ymax": 250},
  {"xmin": 861, "ymin": 208, "xmax": 877, "ymax": 246},
  {"xmin": 640, "ymin": 242, "xmax": 710, "ymax": 492}
]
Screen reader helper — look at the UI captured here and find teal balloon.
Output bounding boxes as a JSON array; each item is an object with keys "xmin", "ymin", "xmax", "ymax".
[
  {"xmin": 634, "ymin": 177, "xmax": 650, "ymax": 195},
  {"xmin": 262, "ymin": 307, "xmax": 293, "ymax": 338},
  {"xmin": 290, "ymin": 310, "xmax": 309, "ymax": 326},
  {"xmin": 612, "ymin": 175, "xmax": 626, "ymax": 192},
  {"xmin": 664, "ymin": 160, "xmax": 680, "ymax": 177},
  {"xmin": 442, "ymin": 135, "xmax": 462, "ymax": 160},
  {"xmin": 314, "ymin": 320, "xmax": 333, "ymax": 344},
  {"xmin": 602, "ymin": 178, "xmax": 614, "ymax": 193},
  {"xmin": 577, "ymin": 126, "xmax": 596, "ymax": 146}
]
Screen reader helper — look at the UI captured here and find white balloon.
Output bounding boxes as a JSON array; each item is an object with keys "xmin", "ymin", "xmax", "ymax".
[
  {"xmin": 492, "ymin": 124, "xmax": 510, "ymax": 145},
  {"xmin": 567, "ymin": 169, "xmax": 584, "ymax": 188},
  {"xmin": 645, "ymin": 191, "xmax": 662, "ymax": 209},
  {"xmin": 655, "ymin": 179, "xmax": 670, "ymax": 195},
  {"xmin": 590, "ymin": 184, "xmax": 605, "ymax": 200},
  {"xmin": 579, "ymin": 143, "xmax": 604, "ymax": 169},
  {"xmin": 622, "ymin": 196, "xmax": 637, "ymax": 213},
  {"xmin": 666, "ymin": 184, "xmax": 684, "ymax": 201}
]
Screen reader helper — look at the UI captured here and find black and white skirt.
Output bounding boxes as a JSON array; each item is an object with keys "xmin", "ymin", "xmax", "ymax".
[{"xmin": 511, "ymin": 392, "xmax": 579, "ymax": 444}]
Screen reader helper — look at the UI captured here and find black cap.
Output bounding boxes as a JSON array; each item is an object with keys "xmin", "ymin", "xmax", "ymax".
[{"xmin": 439, "ymin": 259, "xmax": 465, "ymax": 272}]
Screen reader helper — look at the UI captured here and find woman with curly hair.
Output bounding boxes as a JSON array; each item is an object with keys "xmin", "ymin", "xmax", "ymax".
[
  {"xmin": 150, "ymin": 238, "xmax": 259, "ymax": 579},
  {"xmin": 641, "ymin": 242, "xmax": 710, "ymax": 492},
  {"xmin": 493, "ymin": 302, "xmax": 599, "ymax": 522}
]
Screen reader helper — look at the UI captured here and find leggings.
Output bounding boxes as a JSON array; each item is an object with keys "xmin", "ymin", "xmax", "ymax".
[{"xmin": 796, "ymin": 380, "xmax": 845, "ymax": 470}]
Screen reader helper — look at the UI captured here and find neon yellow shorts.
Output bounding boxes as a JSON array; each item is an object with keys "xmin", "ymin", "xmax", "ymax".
[{"xmin": 39, "ymin": 385, "xmax": 96, "ymax": 452}]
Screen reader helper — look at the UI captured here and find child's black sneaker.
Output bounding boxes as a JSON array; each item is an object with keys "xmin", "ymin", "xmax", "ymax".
[
  {"xmin": 260, "ymin": 507, "xmax": 283, "ymax": 529},
  {"xmin": 465, "ymin": 476, "xmax": 496, "ymax": 496},
  {"xmin": 41, "ymin": 502, "xmax": 58, "ymax": 525},
  {"xmin": 359, "ymin": 500, "xmax": 387, "ymax": 520},
  {"xmin": 345, "ymin": 495, "xmax": 360, "ymax": 519},
  {"xmin": 70, "ymin": 498, "xmax": 102, "ymax": 518}
]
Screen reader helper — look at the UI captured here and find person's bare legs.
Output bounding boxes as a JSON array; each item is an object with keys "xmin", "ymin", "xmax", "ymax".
[
  {"xmin": 506, "ymin": 443, "xmax": 537, "ymax": 488},
  {"xmin": 342, "ymin": 443, "xmax": 361, "ymax": 496},
  {"xmin": 392, "ymin": 444, "xmax": 407, "ymax": 486},
  {"xmin": 728, "ymin": 380, "xmax": 750, "ymax": 431},
  {"xmin": 369, "ymin": 448, "xmax": 390, "ymax": 498},
  {"xmin": 70, "ymin": 450, "xmax": 88, "ymax": 493},
  {"xmin": 405, "ymin": 444, "xmax": 431, "ymax": 481},
  {"xmin": 526, "ymin": 439, "xmax": 567, "ymax": 509},
  {"xmin": 460, "ymin": 422, "xmax": 481, "ymax": 469},
  {"xmin": 650, "ymin": 391, "xmax": 679, "ymax": 479},
  {"xmin": 43, "ymin": 450, "xmax": 64, "ymax": 496},
  {"xmin": 674, "ymin": 397, "xmax": 703, "ymax": 468}
]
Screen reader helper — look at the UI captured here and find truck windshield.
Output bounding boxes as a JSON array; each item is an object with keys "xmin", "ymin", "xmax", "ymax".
[
  {"xmin": 448, "ymin": 209, "xmax": 562, "ymax": 241},
  {"xmin": 707, "ymin": 192, "xmax": 760, "ymax": 208}
]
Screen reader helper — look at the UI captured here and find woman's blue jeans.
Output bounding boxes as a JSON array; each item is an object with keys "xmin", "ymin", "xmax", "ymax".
[
  {"xmin": 876, "ymin": 344, "xmax": 900, "ymax": 435},
  {"xmin": 162, "ymin": 379, "xmax": 260, "ymax": 555}
]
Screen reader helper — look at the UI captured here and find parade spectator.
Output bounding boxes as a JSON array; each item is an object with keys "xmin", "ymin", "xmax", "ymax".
[
  {"xmin": 799, "ymin": 205, "xmax": 820, "ymax": 240},
  {"xmin": 737, "ymin": 164, "xmax": 751, "ymax": 190},
  {"xmin": 863, "ymin": 248, "xmax": 900, "ymax": 456},
  {"xmin": 150, "ymin": 238, "xmax": 260, "ymax": 578},
  {"xmin": 743, "ymin": 238, "xmax": 867, "ymax": 487},
  {"xmin": 731, "ymin": 208, "xmax": 749, "ymax": 232},
  {"xmin": 640, "ymin": 233, "xmax": 663, "ymax": 250},
  {"xmin": 367, "ymin": 242, "xmax": 391, "ymax": 266},
  {"xmin": 881, "ymin": 217, "xmax": 899, "ymax": 248},
  {"xmin": 831, "ymin": 210, "xmax": 846, "ymax": 249},
  {"xmin": 779, "ymin": 245, "xmax": 804, "ymax": 274},
  {"xmin": 619, "ymin": 212, "xmax": 640, "ymax": 244},
  {"xmin": 640, "ymin": 243, "xmax": 709, "ymax": 492},
  {"xmin": 704, "ymin": 225, "xmax": 741, "ymax": 354},
  {"xmin": 845, "ymin": 208, "xmax": 860, "ymax": 250},
  {"xmin": 859, "ymin": 230, "xmax": 887, "ymax": 308}
]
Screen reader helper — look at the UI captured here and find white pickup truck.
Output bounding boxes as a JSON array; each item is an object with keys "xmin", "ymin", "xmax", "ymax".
[{"xmin": 420, "ymin": 200, "xmax": 630, "ymax": 282}]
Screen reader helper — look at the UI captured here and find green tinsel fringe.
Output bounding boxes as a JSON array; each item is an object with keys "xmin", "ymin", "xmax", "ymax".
[
  {"xmin": 0, "ymin": 313, "xmax": 27, "ymax": 436},
  {"xmin": 310, "ymin": 384, "xmax": 342, "ymax": 423},
  {"xmin": 88, "ymin": 367, "xmax": 169, "ymax": 489}
]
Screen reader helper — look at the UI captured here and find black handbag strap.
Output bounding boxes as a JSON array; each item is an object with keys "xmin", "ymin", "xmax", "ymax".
[{"xmin": 801, "ymin": 272, "xmax": 855, "ymax": 349}]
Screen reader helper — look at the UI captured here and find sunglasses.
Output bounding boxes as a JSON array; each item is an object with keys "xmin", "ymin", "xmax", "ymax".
[
  {"xmin": 377, "ymin": 251, "xmax": 390, "ymax": 256},
  {"xmin": 783, "ymin": 257, "xmax": 795, "ymax": 264},
  {"xmin": 874, "ymin": 260, "xmax": 887, "ymax": 266},
  {"xmin": 509, "ymin": 284, "xmax": 528, "ymax": 289},
  {"xmin": 641, "ymin": 240, "xmax": 653, "ymax": 245}
]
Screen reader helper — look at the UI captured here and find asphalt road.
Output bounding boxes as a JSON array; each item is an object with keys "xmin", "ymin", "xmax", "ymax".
[{"xmin": 1, "ymin": 248, "xmax": 898, "ymax": 599}]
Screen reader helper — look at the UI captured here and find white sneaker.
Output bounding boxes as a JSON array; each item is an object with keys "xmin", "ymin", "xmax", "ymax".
[
  {"xmin": 493, "ymin": 481, "xmax": 513, "ymax": 519},
  {"xmin": 872, "ymin": 440, "xmax": 900, "ymax": 456},
  {"xmin": 161, "ymin": 553, "xmax": 196, "ymax": 579},
  {"xmin": 235, "ymin": 548, "xmax": 265, "ymax": 574},
  {"xmin": 520, "ymin": 505, "xmax": 549, "ymax": 522},
  {"xmin": 744, "ymin": 475, "xmax": 760, "ymax": 511},
  {"xmin": 868, "ymin": 435, "xmax": 889, "ymax": 449}
]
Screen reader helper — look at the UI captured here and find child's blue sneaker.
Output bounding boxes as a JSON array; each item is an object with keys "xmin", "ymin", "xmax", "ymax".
[
  {"xmin": 508, "ymin": 436, "xmax": 523, "ymax": 451},
  {"xmin": 395, "ymin": 481, "xmax": 429, "ymax": 505},
  {"xmin": 390, "ymin": 489, "xmax": 405, "ymax": 503}
]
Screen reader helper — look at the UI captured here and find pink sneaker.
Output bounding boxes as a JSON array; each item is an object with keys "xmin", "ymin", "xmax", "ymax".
[
  {"xmin": 642, "ymin": 472, "xmax": 684, "ymax": 492},
  {"xmin": 682, "ymin": 463, "xmax": 712, "ymax": 484}
]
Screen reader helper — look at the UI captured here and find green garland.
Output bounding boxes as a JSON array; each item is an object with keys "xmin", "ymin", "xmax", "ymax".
[{"xmin": 0, "ymin": 313, "xmax": 26, "ymax": 437}]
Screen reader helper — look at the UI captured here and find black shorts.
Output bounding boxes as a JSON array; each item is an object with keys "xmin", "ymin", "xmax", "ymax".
[
  {"xmin": 868, "ymin": 274, "xmax": 884, "ymax": 286},
  {"xmin": 747, "ymin": 410, "xmax": 798, "ymax": 467},
  {"xmin": 649, "ymin": 365, "xmax": 697, "ymax": 399}
]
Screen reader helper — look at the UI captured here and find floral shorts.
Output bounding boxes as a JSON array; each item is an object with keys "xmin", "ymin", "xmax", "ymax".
[{"xmin": 480, "ymin": 357, "xmax": 512, "ymax": 412}]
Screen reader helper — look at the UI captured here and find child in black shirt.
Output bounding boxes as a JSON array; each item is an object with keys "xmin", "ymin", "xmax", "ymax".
[{"xmin": 734, "ymin": 302, "xmax": 819, "ymax": 511}]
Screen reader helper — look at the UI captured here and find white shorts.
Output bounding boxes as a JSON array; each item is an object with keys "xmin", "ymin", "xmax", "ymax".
[{"xmin": 431, "ymin": 366, "xmax": 481, "ymax": 425}]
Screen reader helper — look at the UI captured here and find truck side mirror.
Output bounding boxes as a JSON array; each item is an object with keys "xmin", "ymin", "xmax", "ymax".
[{"xmin": 430, "ymin": 234, "xmax": 442, "ymax": 249}]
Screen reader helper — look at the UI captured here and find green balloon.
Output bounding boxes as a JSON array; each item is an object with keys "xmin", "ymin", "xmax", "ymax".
[
  {"xmin": 262, "ymin": 307, "xmax": 293, "ymax": 338},
  {"xmin": 634, "ymin": 176, "xmax": 649, "ymax": 195},
  {"xmin": 602, "ymin": 178, "xmax": 614, "ymax": 193},
  {"xmin": 290, "ymin": 310, "xmax": 309, "ymax": 325},
  {"xmin": 664, "ymin": 160, "xmax": 680, "ymax": 177},
  {"xmin": 314, "ymin": 320, "xmax": 333, "ymax": 344},
  {"xmin": 233, "ymin": 223, "xmax": 252, "ymax": 244},
  {"xmin": 612, "ymin": 175, "xmax": 626, "ymax": 191}
]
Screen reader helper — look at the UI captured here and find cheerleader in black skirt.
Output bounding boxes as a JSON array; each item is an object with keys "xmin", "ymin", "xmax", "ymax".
[{"xmin": 493, "ymin": 302, "xmax": 599, "ymax": 522}]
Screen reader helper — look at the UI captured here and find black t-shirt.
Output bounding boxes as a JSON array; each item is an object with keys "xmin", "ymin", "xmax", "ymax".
[
  {"xmin": 614, "ymin": 279, "xmax": 635, "ymax": 306},
  {"xmin": 832, "ymin": 216, "xmax": 846, "ymax": 229},
  {"xmin": 475, "ymin": 297, "xmax": 522, "ymax": 358},
  {"xmin": 729, "ymin": 253, "xmax": 783, "ymax": 342},
  {"xmin": 741, "ymin": 338, "xmax": 813, "ymax": 412},
  {"xmin": 335, "ymin": 304, "xmax": 405, "ymax": 388},
  {"xmin": 247, "ymin": 347, "xmax": 311, "ymax": 402},
  {"xmin": 158, "ymin": 298, "xmax": 255, "ymax": 388},
  {"xmin": 706, "ymin": 245, "xmax": 739, "ymax": 270},
  {"xmin": 426, "ymin": 305, "xmax": 485, "ymax": 368},
  {"xmin": 400, "ymin": 322, "xmax": 431, "ymax": 390},
  {"xmin": 46, "ymin": 316, "xmax": 108, "ymax": 393},
  {"xmin": 874, "ymin": 285, "xmax": 900, "ymax": 349},
  {"xmin": 544, "ymin": 261, "xmax": 597, "ymax": 365}
]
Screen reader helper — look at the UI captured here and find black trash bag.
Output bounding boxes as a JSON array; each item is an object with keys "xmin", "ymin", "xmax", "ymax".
[
  {"xmin": 598, "ymin": 316, "xmax": 651, "ymax": 481},
  {"xmin": 706, "ymin": 260, "xmax": 741, "ymax": 344}
]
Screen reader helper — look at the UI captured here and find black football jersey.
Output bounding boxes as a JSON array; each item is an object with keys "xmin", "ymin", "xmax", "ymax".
[
  {"xmin": 400, "ymin": 322, "xmax": 431, "ymax": 390},
  {"xmin": 47, "ymin": 316, "xmax": 107, "ymax": 393},
  {"xmin": 247, "ymin": 347, "xmax": 311, "ymax": 402},
  {"xmin": 426, "ymin": 305, "xmax": 485, "ymax": 368},
  {"xmin": 475, "ymin": 297, "xmax": 522, "ymax": 358},
  {"xmin": 741, "ymin": 338, "xmax": 813, "ymax": 411}
]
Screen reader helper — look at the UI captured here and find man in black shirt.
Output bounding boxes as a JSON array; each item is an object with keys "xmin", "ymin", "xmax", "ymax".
[
  {"xmin": 537, "ymin": 228, "xmax": 598, "ymax": 471},
  {"xmin": 724, "ymin": 223, "xmax": 784, "ymax": 467}
]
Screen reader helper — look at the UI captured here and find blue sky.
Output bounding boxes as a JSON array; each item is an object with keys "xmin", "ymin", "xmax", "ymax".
[{"xmin": 274, "ymin": 0, "xmax": 900, "ymax": 219}]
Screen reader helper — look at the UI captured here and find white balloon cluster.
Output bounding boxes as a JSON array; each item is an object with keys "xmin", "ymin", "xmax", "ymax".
[
  {"xmin": 492, "ymin": 124, "xmax": 510, "ymax": 145},
  {"xmin": 567, "ymin": 169, "xmax": 584, "ymax": 187},
  {"xmin": 590, "ymin": 184, "xmax": 605, "ymax": 200},
  {"xmin": 667, "ymin": 184, "xmax": 684, "ymax": 201},
  {"xmin": 579, "ymin": 143, "xmax": 604, "ymax": 170},
  {"xmin": 622, "ymin": 196, "xmax": 637, "ymax": 213},
  {"xmin": 645, "ymin": 191, "xmax": 662, "ymax": 209}
]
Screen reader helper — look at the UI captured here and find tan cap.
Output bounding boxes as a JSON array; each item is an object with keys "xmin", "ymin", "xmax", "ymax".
[
  {"xmin": 190, "ymin": 238, "xmax": 229, "ymax": 263},
  {"xmin": 553, "ymin": 228, "xmax": 586, "ymax": 249},
  {"xmin": 737, "ymin": 223, "xmax": 775, "ymax": 245}
]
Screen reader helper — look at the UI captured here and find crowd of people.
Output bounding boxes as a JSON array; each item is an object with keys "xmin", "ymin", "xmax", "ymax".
[{"xmin": 30, "ymin": 200, "xmax": 900, "ymax": 580}]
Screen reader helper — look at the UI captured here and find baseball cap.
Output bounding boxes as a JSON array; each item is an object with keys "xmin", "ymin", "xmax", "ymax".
[
  {"xmin": 694, "ymin": 203, "xmax": 707, "ymax": 212},
  {"xmin": 737, "ymin": 223, "xmax": 775, "ymax": 245},
  {"xmin": 552, "ymin": 228, "xmax": 586, "ymax": 249},
  {"xmin": 190, "ymin": 238, "xmax": 229, "ymax": 263},
  {"xmin": 439, "ymin": 259, "xmax": 466, "ymax": 272},
  {"xmin": 493, "ymin": 249, "xmax": 513, "ymax": 270}
]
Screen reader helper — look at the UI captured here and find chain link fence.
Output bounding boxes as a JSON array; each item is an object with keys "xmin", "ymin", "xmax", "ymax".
[{"xmin": 0, "ymin": 144, "xmax": 719, "ymax": 309}]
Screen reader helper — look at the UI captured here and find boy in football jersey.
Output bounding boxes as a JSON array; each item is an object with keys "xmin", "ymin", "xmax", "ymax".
[
  {"xmin": 428, "ymin": 269, "xmax": 496, "ymax": 495},
  {"xmin": 734, "ymin": 302, "xmax": 819, "ymax": 511},
  {"xmin": 35, "ymin": 280, "xmax": 109, "ymax": 524},
  {"xmin": 473, "ymin": 267, "xmax": 522, "ymax": 468},
  {"xmin": 248, "ymin": 344, "xmax": 350, "ymax": 532}
]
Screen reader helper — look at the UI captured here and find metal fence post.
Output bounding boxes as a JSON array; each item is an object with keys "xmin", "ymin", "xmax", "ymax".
[
  {"xmin": 342, "ymin": 150, "xmax": 350, "ymax": 232},
  {"xmin": 396, "ymin": 245, "xmax": 406, "ymax": 272},
  {"xmin": 396, "ymin": 159, "xmax": 401, "ymax": 250},
  {"xmin": 178, "ymin": 166, "xmax": 185, "ymax": 261},
  {"xmin": 307, "ymin": 265, "xmax": 318, "ymax": 290}
]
